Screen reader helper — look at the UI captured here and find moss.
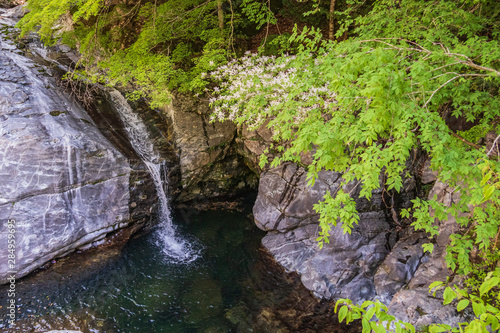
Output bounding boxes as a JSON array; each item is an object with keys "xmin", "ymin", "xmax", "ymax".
[
  {"xmin": 49, "ymin": 110, "xmax": 67, "ymax": 116},
  {"xmin": 90, "ymin": 179, "xmax": 107, "ymax": 185}
]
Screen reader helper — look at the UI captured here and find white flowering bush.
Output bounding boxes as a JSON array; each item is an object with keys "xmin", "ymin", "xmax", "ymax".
[{"xmin": 208, "ymin": 52, "xmax": 334, "ymax": 129}]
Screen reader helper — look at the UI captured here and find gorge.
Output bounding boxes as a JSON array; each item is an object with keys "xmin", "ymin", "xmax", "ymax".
[{"xmin": 1, "ymin": 0, "xmax": 499, "ymax": 332}]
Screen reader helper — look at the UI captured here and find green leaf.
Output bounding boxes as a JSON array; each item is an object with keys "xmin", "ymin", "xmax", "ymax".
[
  {"xmin": 443, "ymin": 287, "xmax": 457, "ymax": 305},
  {"xmin": 422, "ymin": 243, "xmax": 434, "ymax": 254},
  {"xmin": 480, "ymin": 171, "xmax": 492, "ymax": 186},
  {"xmin": 482, "ymin": 184, "xmax": 495, "ymax": 202},
  {"xmin": 366, "ymin": 307, "xmax": 376, "ymax": 321},
  {"xmin": 370, "ymin": 321, "xmax": 386, "ymax": 333},
  {"xmin": 457, "ymin": 299, "xmax": 470, "ymax": 312},
  {"xmin": 395, "ymin": 322, "xmax": 402, "ymax": 333},
  {"xmin": 429, "ymin": 281, "xmax": 444, "ymax": 295},
  {"xmin": 338, "ymin": 305, "xmax": 348, "ymax": 323},
  {"xmin": 429, "ymin": 325, "xmax": 449, "ymax": 333},
  {"xmin": 472, "ymin": 302, "xmax": 486, "ymax": 317},
  {"xmin": 479, "ymin": 277, "xmax": 499, "ymax": 296},
  {"xmin": 362, "ymin": 318, "xmax": 371, "ymax": 333}
]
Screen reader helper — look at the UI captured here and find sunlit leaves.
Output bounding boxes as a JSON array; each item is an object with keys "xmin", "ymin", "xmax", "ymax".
[{"xmin": 334, "ymin": 299, "xmax": 415, "ymax": 333}]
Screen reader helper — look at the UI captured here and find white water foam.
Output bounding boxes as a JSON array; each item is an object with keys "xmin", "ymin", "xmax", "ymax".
[{"xmin": 107, "ymin": 88, "xmax": 199, "ymax": 263}]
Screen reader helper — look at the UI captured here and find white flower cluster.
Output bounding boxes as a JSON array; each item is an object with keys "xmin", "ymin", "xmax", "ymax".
[{"xmin": 208, "ymin": 53, "xmax": 337, "ymax": 131}]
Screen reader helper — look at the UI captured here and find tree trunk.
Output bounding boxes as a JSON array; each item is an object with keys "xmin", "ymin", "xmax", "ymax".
[
  {"xmin": 329, "ymin": 0, "xmax": 336, "ymax": 40},
  {"xmin": 217, "ymin": 0, "xmax": 224, "ymax": 35}
]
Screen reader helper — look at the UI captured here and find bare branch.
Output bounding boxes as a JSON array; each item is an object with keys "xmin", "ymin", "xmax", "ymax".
[
  {"xmin": 423, "ymin": 73, "xmax": 488, "ymax": 107},
  {"xmin": 357, "ymin": 39, "xmax": 500, "ymax": 76},
  {"xmin": 487, "ymin": 134, "xmax": 500, "ymax": 157},
  {"xmin": 423, "ymin": 75, "xmax": 460, "ymax": 107},
  {"xmin": 431, "ymin": 61, "xmax": 461, "ymax": 72}
]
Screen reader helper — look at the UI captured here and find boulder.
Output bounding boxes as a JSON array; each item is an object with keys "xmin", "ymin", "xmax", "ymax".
[
  {"xmin": 0, "ymin": 30, "xmax": 148, "ymax": 283},
  {"xmin": 387, "ymin": 179, "xmax": 464, "ymax": 328},
  {"xmin": 373, "ymin": 230, "xmax": 428, "ymax": 304},
  {"xmin": 253, "ymin": 159, "xmax": 467, "ymax": 328},
  {"xmin": 253, "ymin": 163, "xmax": 416, "ymax": 302}
]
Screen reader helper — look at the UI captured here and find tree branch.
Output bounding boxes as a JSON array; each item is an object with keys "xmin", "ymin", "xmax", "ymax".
[
  {"xmin": 450, "ymin": 132, "xmax": 481, "ymax": 150},
  {"xmin": 357, "ymin": 39, "xmax": 500, "ymax": 76}
]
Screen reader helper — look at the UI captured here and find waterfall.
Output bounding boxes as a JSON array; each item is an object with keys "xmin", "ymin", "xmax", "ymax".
[
  {"xmin": 107, "ymin": 89, "xmax": 199, "ymax": 263},
  {"xmin": 0, "ymin": 19, "xmax": 199, "ymax": 262}
]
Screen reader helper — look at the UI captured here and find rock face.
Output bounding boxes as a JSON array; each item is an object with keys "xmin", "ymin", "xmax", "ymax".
[
  {"xmin": 253, "ymin": 162, "xmax": 417, "ymax": 302},
  {"xmin": 387, "ymin": 179, "xmax": 463, "ymax": 327},
  {"xmin": 235, "ymin": 122, "xmax": 274, "ymax": 175},
  {"xmin": 0, "ymin": 25, "xmax": 151, "ymax": 283},
  {"xmin": 252, "ymin": 158, "xmax": 465, "ymax": 328},
  {"xmin": 165, "ymin": 93, "xmax": 258, "ymax": 203}
]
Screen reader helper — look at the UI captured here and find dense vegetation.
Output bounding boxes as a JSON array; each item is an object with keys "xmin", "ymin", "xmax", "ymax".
[{"xmin": 14, "ymin": 0, "xmax": 500, "ymax": 331}]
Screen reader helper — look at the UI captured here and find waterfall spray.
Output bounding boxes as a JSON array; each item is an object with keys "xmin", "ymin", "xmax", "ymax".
[{"xmin": 107, "ymin": 88, "xmax": 199, "ymax": 263}]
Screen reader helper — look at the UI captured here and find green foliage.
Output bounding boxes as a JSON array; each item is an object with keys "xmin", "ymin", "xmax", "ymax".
[
  {"xmin": 18, "ymin": 0, "xmax": 74, "ymax": 44},
  {"xmin": 210, "ymin": 0, "xmax": 500, "ymax": 272},
  {"xmin": 334, "ymin": 299, "xmax": 415, "ymax": 333},
  {"xmin": 17, "ymin": 0, "xmax": 282, "ymax": 106},
  {"xmin": 241, "ymin": 0, "xmax": 276, "ymax": 30},
  {"xmin": 429, "ymin": 273, "xmax": 500, "ymax": 332},
  {"xmin": 314, "ymin": 190, "xmax": 359, "ymax": 247},
  {"xmin": 336, "ymin": 270, "xmax": 500, "ymax": 332}
]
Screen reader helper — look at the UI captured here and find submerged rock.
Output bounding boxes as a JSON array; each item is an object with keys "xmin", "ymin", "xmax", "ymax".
[
  {"xmin": 181, "ymin": 276, "xmax": 224, "ymax": 323},
  {"xmin": 0, "ymin": 29, "xmax": 151, "ymax": 283}
]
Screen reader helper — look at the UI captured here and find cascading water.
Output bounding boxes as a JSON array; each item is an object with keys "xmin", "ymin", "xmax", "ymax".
[
  {"xmin": 1, "ymin": 11, "xmax": 199, "ymax": 263},
  {"xmin": 106, "ymin": 88, "xmax": 199, "ymax": 263}
]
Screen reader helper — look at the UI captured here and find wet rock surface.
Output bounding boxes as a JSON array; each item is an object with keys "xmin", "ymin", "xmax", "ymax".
[
  {"xmin": 387, "ymin": 179, "xmax": 464, "ymax": 328},
  {"xmin": 0, "ymin": 20, "xmax": 153, "ymax": 283}
]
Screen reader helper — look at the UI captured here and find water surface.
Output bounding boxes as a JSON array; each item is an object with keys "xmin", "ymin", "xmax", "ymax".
[{"xmin": 0, "ymin": 206, "xmax": 268, "ymax": 332}]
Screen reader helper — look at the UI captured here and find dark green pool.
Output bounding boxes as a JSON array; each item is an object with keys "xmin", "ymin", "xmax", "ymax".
[
  {"xmin": 0, "ymin": 202, "xmax": 355, "ymax": 333},
  {"xmin": 0, "ymin": 205, "xmax": 268, "ymax": 332}
]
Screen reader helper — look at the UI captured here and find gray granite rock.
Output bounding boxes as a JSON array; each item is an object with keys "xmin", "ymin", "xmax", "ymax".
[
  {"xmin": 0, "ymin": 30, "xmax": 137, "ymax": 283},
  {"xmin": 254, "ymin": 163, "xmax": 400, "ymax": 302},
  {"xmin": 421, "ymin": 159, "xmax": 438, "ymax": 184},
  {"xmin": 253, "ymin": 161, "xmax": 465, "ymax": 328},
  {"xmin": 387, "ymin": 179, "xmax": 464, "ymax": 328},
  {"xmin": 165, "ymin": 93, "xmax": 258, "ymax": 203},
  {"xmin": 374, "ymin": 231, "xmax": 428, "ymax": 304}
]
